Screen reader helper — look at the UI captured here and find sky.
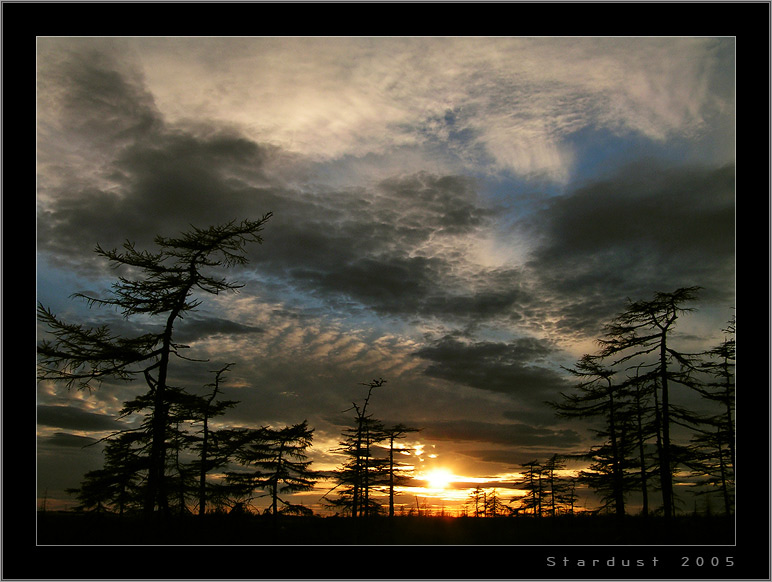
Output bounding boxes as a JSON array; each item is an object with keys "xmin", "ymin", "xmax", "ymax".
[{"xmin": 35, "ymin": 36, "xmax": 736, "ymax": 515}]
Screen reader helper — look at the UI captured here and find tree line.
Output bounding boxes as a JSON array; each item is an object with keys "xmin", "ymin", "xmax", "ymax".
[
  {"xmin": 322, "ymin": 378, "xmax": 419, "ymax": 517},
  {"xmin": 37, "ymin": 216, "xmax": 319, "ymax": 518},
  {"xmin": 514, "ymin": 288, "xmax": 734, "ymax": 520},
  {"xmin": 36, "ymin": 216, "xmax": 423, "ymax": 520},
  {"xmin": 37, "ymin": 217, "xmax": 734, "ymax": 522}
]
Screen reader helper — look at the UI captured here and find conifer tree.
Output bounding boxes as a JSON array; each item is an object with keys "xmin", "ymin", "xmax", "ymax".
[
  {"xmin": 227, "ymin": 421, "xmax": 320, "ymax": 520},
  {"xmin": 594, "ymin": 286, "xmax": 701, "ymax": 521},
  {"xmin": 66, "ymin": 431, "xmax": 145, "ymax": 515},
  {"xmin": 681, "ymin": 316, "xmax": 735, "ymax": 516},
  {"xmin": 515, "ymin": 460, "xmax": 544, "ymax": 517},
  {"xmin": 187, "ymin": 364, "xmax": 240, "ymax": 516},
  {"xmin": 37, "ymin": 215, "xmax": 273, "ymax": 517},
  {"xmin": 327, "ymin": 379, "xmax": 388, "ymax": 518},
  {"xmin": 550, "ymin": 355, "xmax": 629, "ymax": 517},
  {"xmin": 383, "ymin": 424, "xmax": 419, "ymax": 517}
]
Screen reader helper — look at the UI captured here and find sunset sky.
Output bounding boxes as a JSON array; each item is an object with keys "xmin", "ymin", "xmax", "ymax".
[{"xmin": 36, "ymin": 35, "xmax": 736, "ymax": 515}]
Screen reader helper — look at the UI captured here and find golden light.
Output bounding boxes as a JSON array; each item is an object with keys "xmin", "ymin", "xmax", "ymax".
[{"xmin": 423, "ymin": 468, "xmax": 455, "ymax": 490}]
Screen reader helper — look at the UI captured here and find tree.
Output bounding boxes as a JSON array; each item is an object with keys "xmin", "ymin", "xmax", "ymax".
[
  {"xmin": 686, "ymin": 424, "xmax": 734, "ymax": 516},
  {"xmin": 682, "ymin": 316, "xmax": 735, "ymax": 516},
  {"xmin": 542, "ymin": 454, "xmax": 567, "ymax": 517},
  {"xmin": 327, "ymin": 379, "xmax": 387, "ymax": 518},
  {"xmin": 484, "ymin": 488, "xmax": 512, "ymax": 517},
  {"xmin": 186, "ymin": 364, "xmax": 240, "ymax": 517},
  {"xmin": 515, "ymin": 460, "xmax": 544, "ymax": 517},
  {"xmin": 620, "ymin": 366, "xmax": 660, "ymax": 517},
  {"xmin": 467, "ymin": 487, "xmax": 485, "ymax": 517},
  {"xmin": 37, "ymin": 215, "xmax": 273, "ymax": 517},
  {"xmin": 383, "ymin": 424, "xmax": 419, "ymax": 517},
  {"xmin": 550, "ymin": 355, "xmax": 629, "ymax": 517},
  {"xmin": 227, "ymin": 422, "xmax": 320, "ymax": 521},
  {"xmin": 595, "ymin": 286, "xmax": 701, "ymax": 521},
  {"xmin": 66, "ymin": 431, "xmax": 146, "ymax": 515},
  {"xmin": 696, "ymin": 316, "xmax": 736, "ymax": 475}
]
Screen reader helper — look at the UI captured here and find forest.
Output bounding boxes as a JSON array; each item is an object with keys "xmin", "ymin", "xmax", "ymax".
[{"xmin": 36, "ymin": 216, "xmax": 735, "ymax": 546}]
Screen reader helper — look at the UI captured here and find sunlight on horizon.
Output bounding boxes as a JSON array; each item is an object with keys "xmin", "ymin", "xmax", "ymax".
[{"xmin": 421, "ymin": 468, "xmax": 456, "ymax": 490}]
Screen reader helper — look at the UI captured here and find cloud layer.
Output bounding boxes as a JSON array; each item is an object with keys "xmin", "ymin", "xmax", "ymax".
[{"xmin": 36, "ymin": 36, "xmax": 735, "ymax": 509}]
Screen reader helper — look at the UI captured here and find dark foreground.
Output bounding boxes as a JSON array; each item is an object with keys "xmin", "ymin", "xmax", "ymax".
[{"xmin": 37, "ymin": 511, "xmax": 734, "ymax": 546}]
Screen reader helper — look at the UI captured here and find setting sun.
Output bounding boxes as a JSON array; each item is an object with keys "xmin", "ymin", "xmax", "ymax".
[{"xmin": 423, "ymin": 468, "xmax": 455, "ymax": 490}]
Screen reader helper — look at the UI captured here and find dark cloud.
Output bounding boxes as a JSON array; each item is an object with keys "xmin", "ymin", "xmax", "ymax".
[
  {"xmin": 38, "ymin": 432, "xmax": 100, "ymax": 449},
  {"xmin": 36, "ymin": 42, "xmax": 294, "ymax": 265},
  {"xmin": 535, "ymin": 162, "xmax": 734, "ymax": 262},
  {"xmin": 414, "ymin": 335, "xmax": 570, "ymax": 404},
  {"xmin": 175, "ymin": 315, "xmax": 264, "ymax": 344},
  {"xmin": 37, "ymin": 405, "xmax": 119, "ymax": 432},
  {"xmin": 37, "ymin": 136, "xmax": 284, "ymax": 264},
  {"xmin": 291, "ymin": 254, "xmax": 445, "ymax": 316},
  {"xmin": 376, "ymin": 172, "xmax": 492, "ymax": 236},
  {"xmin": 421, "ymin": 419, "xmax": 580, "ymax": 448},
  {"xmin": 38, "ymin": 39, "xmax": 163, "ymax": 146},
  {"xmin": 523, "ymin": 161, "xmax": 735, "ymax": 336},
  {"xmin": 37, "ymin": 46, "xmax": 542, "ymax": 331}
]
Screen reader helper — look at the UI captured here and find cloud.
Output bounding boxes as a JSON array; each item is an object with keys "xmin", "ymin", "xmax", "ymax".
[
  {"xmin": 533, "ymin": 162, "xmax": 735, "ymax": 263},
  {"xmin": 38, "ymin": 432, "xmax": 100, "ymax": 449},
  {"xmin": 414, "ymin": 335, "xmax": 571, "ymax": 409},
  {"xmin": 175, "ymin": 315, "xmax": 264, "ymax": 344},
  {"xmin": 422, "ymin": 419, "xmax": 580, "ymax": 448},
  {"xmin": 37, "ymin": 405, "xmax": 119, "ymax": 432},
  {"xmin": 130, "ymin": 37, "xmax": 733, "ymax": 182},
  {"xmin": 518, "ymin": 161, "xmax": 736, "ymax": 338}
]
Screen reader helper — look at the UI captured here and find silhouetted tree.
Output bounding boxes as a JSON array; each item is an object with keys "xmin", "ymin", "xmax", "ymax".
[
  {"xmin": 67, "ymin": 431, "xmax": 145, "ymax": 515},
  {"xmin": 515, "ymin": 460, "xmax": 544, "ymax": 517},
  {"xmin": 560, "ymin": 474, "xmax": 580, "ymax": 515},
  {"xmin": 622, "ymin": 366, "xmax": 659, "ymax": 517},
  {"xmin": 542, "ymin": 454, "xmax": 567, "ymax": 516},
  {"xmin": 185, "ymin": 364, "xmax": 240, "ymax": 516},
  {"xmin": 484, "ymin": 488, "xmax": 512, "ymax": 517},
  {"xmin": 228, "ymin": 421, "xmax": 319, "ymax": 521},
  {"xmin": 327, "ymin": 379, "xmax": 387, "ymax": 518},
  {"xmin": 383, "ymin": 423, "xmax": 419, "ymax": 517},
  {"xmin": 595, "ymin": 286, "xmax": 701, "ymax": 521},
  {"xmin": 695, "ymin": 316, "xmax": 736, "ymax": 474},
  {"xmin": 686, "ymin": 423, "xmax": 734, "ymax": 516},
  {"xmin": 37, "ymin": 215, "xmax": 272, "ymax": 517},
  {"xmin": 467, "ymin": 487, "xmax": 485, "ymax": 517},
  {"xmin": 550, "ymin": 355, "xmax": 628, "ymax": 517}
]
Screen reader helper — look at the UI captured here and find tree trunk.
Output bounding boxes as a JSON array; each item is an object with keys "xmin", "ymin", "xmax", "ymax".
[{"xmin": 659, "ymin": 334, "xmax": 673, "ymax": 520}]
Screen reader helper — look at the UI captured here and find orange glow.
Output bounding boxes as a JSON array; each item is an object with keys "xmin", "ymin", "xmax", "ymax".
[{"xmin": 423, "ymin": 468, "xmax": 455, "ymax": 490}]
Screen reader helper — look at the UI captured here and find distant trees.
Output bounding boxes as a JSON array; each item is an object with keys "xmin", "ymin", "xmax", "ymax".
[
  {"xmin": 548, "ymin": 288, "xmax": 735, "ymax": 519},
  {"xmin": 326, "ymin": 379, "xmax": 421, "ymax": 518},
  {"xmin": 515, "ymin": 460, "xmax": 544, "ymax": 517},
  {"xmin": 513, "ymin": 456, "xmax": 575, "ymax": 517}
]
